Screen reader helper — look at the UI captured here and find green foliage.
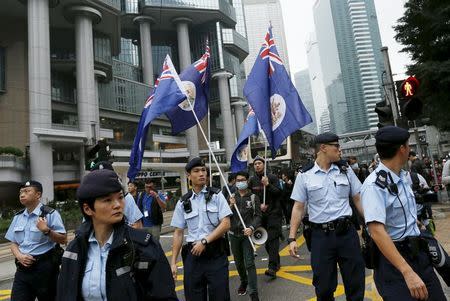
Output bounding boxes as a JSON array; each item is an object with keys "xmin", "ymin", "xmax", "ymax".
[
  {"xmin": 0, "ymin": 146, "xmax": 24, "ymax": 157},
  {"xmin": 394, "ymin": 0, "xmax": 450, "ymax": 130},
  {"xmin": 48, "ymin": 199, "xmax": 83, "ymax": 230}
]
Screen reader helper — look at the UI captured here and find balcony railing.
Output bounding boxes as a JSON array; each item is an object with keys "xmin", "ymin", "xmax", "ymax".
[
  {"xmin": 97, "ymin": 0, "xmax": 121, "ymax": 10},
  {"xmin": 222, "ymin": 28, "xmax": 249, "ymax": 54},
  {"xmin": 98, "ymin": 77, "xmax": 151, "ymax": 114},
  {"xmin": 142, "ymin": 0, "xmax": 236, "ymax": 22},
  {"xmin": 112, "ymin": 59, "xmax": 143, "ymax": 82}
]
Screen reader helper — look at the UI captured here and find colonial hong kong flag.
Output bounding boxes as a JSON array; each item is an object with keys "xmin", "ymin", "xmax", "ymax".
[
  {"xmin": 243, "ymin": 25, "xmax": 312, "ymax": 157},
  {"xmin": 166, "ymin": 44, "xmax": 211, "ymax": 135},
  {"xmin": 128, "ymin": 55, "xmax": 187, "ymax": 180},
  {"xmin": 230, "ymin": 106, "xmax": 260, "ymax": 173}
]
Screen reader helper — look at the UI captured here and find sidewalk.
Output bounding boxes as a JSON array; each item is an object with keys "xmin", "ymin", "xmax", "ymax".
[{"xmin": 0, "ymin": 210, "xmax": 176, "ymax": 284}]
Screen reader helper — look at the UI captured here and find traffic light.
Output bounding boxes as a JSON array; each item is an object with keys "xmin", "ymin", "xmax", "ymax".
[
  {"xmin": 375, "ymin": 100, "xmax": 394, "ymax": 128},
  {"xmin": 396, "ymin": 76, "xmax": 423, "ymax": 121},
  {"xmin": 84, "ymin": 139, "xmax": 111, "ymax": 170}
]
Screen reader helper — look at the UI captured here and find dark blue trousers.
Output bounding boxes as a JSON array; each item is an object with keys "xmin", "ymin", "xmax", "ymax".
[
  {"xmin": 183, "ymin": 252, "xmax": 230, "ymax": 301},
  {"xmin": 310, "ymin": 225, "xmax": 365, "ymax": 301},
  {"xmin": 11, "ymin": 258, "xmax": 59, "ymax": 301},
  {"xmin": 374, "ymin": 249, "xmax": 446, "ymax": 301}
]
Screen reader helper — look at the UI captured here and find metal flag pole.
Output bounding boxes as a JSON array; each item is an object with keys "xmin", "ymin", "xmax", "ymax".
[
  {"xmin": 208, "ymin": 106, "xmax": 213, "ymax": 187},
  {"xmin": 185, "ymin": 94, "xmax": 257, "ymax": 252},
  {"xmin": 260, "ymin": 131, "xmax": 269, "ymax": 206}
]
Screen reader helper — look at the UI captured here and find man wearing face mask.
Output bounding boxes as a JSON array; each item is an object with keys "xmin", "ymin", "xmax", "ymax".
[{"xmin": 229, "ymin": 171, "xmax": 262, "ymax": 301}]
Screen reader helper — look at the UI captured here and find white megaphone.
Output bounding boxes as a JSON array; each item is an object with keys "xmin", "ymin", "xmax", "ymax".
[{"xmin": 251, "ymin": 227, "xmax": 268, "ymax": 245}]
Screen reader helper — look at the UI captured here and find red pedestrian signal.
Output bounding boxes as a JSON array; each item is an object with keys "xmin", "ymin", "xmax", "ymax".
[
  {"xmin": 400, "ymin": 76, "xmax": 419, "ymax": 99},
  {"xmin": 396, "ymin": 76, "xmax": 423, "ymax": 121}
]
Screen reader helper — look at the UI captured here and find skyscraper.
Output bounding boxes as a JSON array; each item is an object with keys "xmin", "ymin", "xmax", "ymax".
[
  {"xmin": 313, "ymin": 0, "xmax": 384, "ymax": 134},
  {"xmin": 243, "ymin": 0, "xmax": 290, "ymax": 76},
  {"xmin": 294, "ymin": 70, "xmax": 317, "ymax": 134}
]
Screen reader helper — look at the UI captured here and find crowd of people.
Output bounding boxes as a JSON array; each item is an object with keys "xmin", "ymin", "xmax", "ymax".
[{"xmin": 4, "ymin": 125, "xmax": 450, "ymax": 301}]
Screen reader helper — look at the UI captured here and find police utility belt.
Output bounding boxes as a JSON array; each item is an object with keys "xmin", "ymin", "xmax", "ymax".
[
  {"xmin": 393, "ymin": 236, "xmax": 428, "ymax": 258},
  {"xmin": 15, "ymin": 245, "xmax": 63, "ymax": 271},
  {"xmin": 182, "ymin": 237, "xmax": 228, "ymax": 261},
  {"xmin": 310, "ymin": 217, "xmax": 352, "ymax": 235}
]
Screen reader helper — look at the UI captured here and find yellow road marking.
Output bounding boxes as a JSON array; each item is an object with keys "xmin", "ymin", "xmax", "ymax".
[
  {"xmin": 0, "ymin": 290, "xmax": 11, "ymax": 301},
  {"xmin": 279, "ymin": 235, "xmax": 305, "ymax": 256}
]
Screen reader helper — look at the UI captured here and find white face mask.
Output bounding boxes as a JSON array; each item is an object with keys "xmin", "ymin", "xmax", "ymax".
[
  {"xmin": 236, "ymin": 181, "xmax": 248, "ymax": 191},
  {"xmin": 351, "ymin": 163, "xmax": 359, "ymax": 169}
]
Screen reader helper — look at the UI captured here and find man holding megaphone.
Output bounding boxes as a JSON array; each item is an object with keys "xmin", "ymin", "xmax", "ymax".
[{"xmin": 229, "ymin": 171, "xmax": 262, "ymax": 301}]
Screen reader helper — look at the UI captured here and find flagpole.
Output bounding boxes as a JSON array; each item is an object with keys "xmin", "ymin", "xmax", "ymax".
[
  {"xmin": 263, "ymin": 139, "xmax": 267, "ymax": 206},
  {"xmin": 208, "ymin": 106, "xmax": 213, "ymax": 187},
  {"xmin": 185, "ymin": 95, "xmax": 257, "ymax": 252}
]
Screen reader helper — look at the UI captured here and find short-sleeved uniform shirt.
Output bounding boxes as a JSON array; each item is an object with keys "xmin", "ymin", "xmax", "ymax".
[
  {"xmin": 361, "ymin": 162, "xmax": 420, "ymax": 240},
  {"xmin": 123, "ymin": 193, "xmax": 143, "ymax": 225},
  {"xmin": 170, "ymin": 187, "xmax": 232, "ymax": 242},
  {"xmin": 291, "ymin": 162, "xmax": 362, "ymax": 223},
  {"xmin": 5, "ymin": 203, "xmax": 66, "ymax": 255}
]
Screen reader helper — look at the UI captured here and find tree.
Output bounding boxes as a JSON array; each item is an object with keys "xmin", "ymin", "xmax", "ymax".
[{"xmin": 394, "ymin": 0, "xmax": 450, "ymax": 130}]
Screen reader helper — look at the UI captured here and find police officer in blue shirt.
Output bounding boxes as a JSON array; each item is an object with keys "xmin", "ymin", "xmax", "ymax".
[
  {"xmin": 360, "ymin": 126, "xmax": 446, "ymax": 301},
  {"xmin": 170, "ymin": 157, "xmax": 233, "ymax": 301},
  {"xmin": 288, "ymin": 132, "xmax": 366, "ymax": 301},
  {"xmin": 5, "ymin": 180, "xmax": 67, "ymax": 301},
  {"xmin": 57, "ymin": 168, "xmax": 176, "ymax": 301}
]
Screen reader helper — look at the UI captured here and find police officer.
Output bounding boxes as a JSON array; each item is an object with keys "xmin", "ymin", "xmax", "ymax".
[
  {"xmin": 92, "ymin": 161, "xmax": 143, "ymax": 228},
  {"xmin": 57, "ymin": 169, "xmax": 177, "ymax": 301},
  {"xmin": 249, "ymin": 156, "xmax": 282, "ymax": 279},
  {"xmin": 360, "ymin": 126, "xmax": 446, "ymax": 301},
  {"xmin": 170, "ymin": 157, "xmax": 233, "ymax": 301},
  {"xmin": 288, "ymin": 132, "xmax": 366, "ymax": 301},
  {"xmin": 5, "ymin": 180, "xmax": 67, "ymax": 301}
]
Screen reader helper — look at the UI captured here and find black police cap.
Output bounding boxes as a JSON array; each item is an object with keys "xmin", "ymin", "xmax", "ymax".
[
  {"xmin": 21, "ymin": 180, "xmax": 43, "ymax": 193},
  {"xmin": 185, "ymin": 157, "xmax": 205, "ymax": 173},
  {"xmin": 77, "ymin": 169, "xmax": 123, "ymax": 200},
  {"xmin": 375, "ymin": 126, "xmax": 410, "ymax": 144},
  {"xmin": 90, "ymin": 161, "xmax": 114, "ymax": 171},
  {"xmin": 314, "ymin": 132, "xmax": 339, "ymax": 145}
]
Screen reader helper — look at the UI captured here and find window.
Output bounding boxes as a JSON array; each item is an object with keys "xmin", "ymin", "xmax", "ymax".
[{"xmin": 0, "ymin": 47, "xmax": 5, "ymax": 93}]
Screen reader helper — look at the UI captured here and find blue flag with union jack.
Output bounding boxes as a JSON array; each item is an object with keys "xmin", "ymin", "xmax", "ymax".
[
  {"xmin": 128, "ymin": 55, "xmax": 187, "ymax": 180},
  {"xmin": 243, "ymin": 26, "xmax": 312, "ymax": 157},
  {"xmin": 230, "ymin": 106, "xmax": 260, "ymax": 173},
  {"xmin": 166, "ymin": 45, "xmax": 211, "ymax": 135}
]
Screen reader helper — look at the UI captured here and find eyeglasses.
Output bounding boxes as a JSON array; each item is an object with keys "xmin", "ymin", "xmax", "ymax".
[{"xmin": 326, "ymin": 143, "xmax": 340, "ymax": 148}]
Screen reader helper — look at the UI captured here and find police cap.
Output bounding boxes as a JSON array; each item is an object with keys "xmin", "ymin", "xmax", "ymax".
[
  {"xmin": 90, "ymin": 161, "xmax": 114, "ymax": 171},
  {"xmin": 21, "ymin": 180, "xmax": 43, "ymax": 193},
  {"xmin": 253, "ymin": 155, "xmax": 265, "ymax": 164},
  {"xmin": 314, "ymin": 132, "xmax": 339, "ymax": 145},
  {"xmin": 375, "ymin": 126, "xmax": 410, "ymax": 144},
  {"xmin": 77, "ymin": 169, "xmax": 123, "ymax": 200},
  {"xmin": 185, "ymin": 157, "xmax": 205, "ymax": 173}
]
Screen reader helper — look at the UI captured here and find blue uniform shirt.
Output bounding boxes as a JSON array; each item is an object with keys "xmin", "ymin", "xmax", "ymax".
[
  {"xmin": 170, "ymin": 187, "xmax": 233, "ymax": 242},
  {"xmin": 81, "ymin": 230, "xmax": 114, "ymax": 301},
  {"xmin": 123, "ymin": 193, "xmax": 143, "ymax": 225},
  {"xmin": 291, "ymin": 162, "xmax": 362, "ymax": 223},
  {"xmin": 5, "ymin": 203, "xmax": 66, "ymax": 255},
  {"xmin": 361, "ymin": 162, "xmax": 420, "ymax": 240}
]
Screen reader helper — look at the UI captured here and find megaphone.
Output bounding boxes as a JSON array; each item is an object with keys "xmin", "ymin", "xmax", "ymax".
[{"xmin": 251, "ymin": 227, "xmax": 268, "ymax": 245}]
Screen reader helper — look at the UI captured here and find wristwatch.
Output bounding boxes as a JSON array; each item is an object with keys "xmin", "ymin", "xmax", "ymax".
[
  {"xmin": 287, "ymin": 237, "xmax": 296, "ymax": 244},
  {"xmin": 201, "ymin": 238, "xmax": 208, "ymax": 246}
]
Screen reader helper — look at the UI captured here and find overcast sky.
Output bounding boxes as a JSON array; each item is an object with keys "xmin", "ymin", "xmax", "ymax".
[{"xmin": 279, "ymin": 0, "xmax": 412, "ymax": 80}]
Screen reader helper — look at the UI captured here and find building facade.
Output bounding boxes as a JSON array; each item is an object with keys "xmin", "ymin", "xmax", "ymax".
[
  {"xmin": 242, "ymin": 0, "xmax": 290, "ymax": 76},
  {"xmin": 0, "ymin": 0, "xmax": 249, "ymax": 203},
  {"xmin": 313, "ymin": 0, "xmax": 384, "ymax": 134},
  {"xmin": 294, "ymin": 70, "xmax": 317, "ymax": 134}
]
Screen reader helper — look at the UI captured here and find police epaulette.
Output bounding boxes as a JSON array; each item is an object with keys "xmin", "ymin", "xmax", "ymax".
[
  {"xmin": 128, "ymin": 228, "xmax": 153, "ymax": 246},
  {"xmin": 40, "ymin": 205, "xmax": 56, "ymax": 215},
  {"xmin": 15, "ymin": 209, "xmax": 25, "ymax": 215},
  {"xmin": 301, "ymin": 162, "xmax": 315, "ymax": 173},
  {"xmin": 207, "ymin": 186, "xmax": 221, "ymax": 194}
]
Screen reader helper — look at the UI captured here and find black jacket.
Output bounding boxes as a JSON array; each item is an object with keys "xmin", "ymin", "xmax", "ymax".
[
  {"xmin": 56, "ymin": 220, "xmax": 177, "ymax": 301},
  {"xmin": 229, "ymin": 190, "xmax": 262, "ymax": 235},
  {"xmin": 249, "ymin": 173, "xmax": 282, "ymax": 217}
]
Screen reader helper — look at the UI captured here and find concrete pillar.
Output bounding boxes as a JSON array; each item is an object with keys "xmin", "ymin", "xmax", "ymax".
[
  {"xmin": 180, "ymin": 170, "xmax": 188, "ymax": 195},
  {"xmin": 66, "ymin": 5, "xmax": 102, "ymax": 145},
  {"xmin": 173, "ymin": 17, "xmax": 199, "ymax": 159},
  {"xmin": 134, "ymin": 16, "xmax": 155, "ymax": 85},
  {"xmin": 232, "ymin": 100, "xmax": 246, "ymax": 138},
  {"xmin": 212, "ymin": 71, "xmax": 234, "ymax": 163},
  {"xmin": 28, "ymin": 0, "xmax": 54, "ymax": 202}
]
